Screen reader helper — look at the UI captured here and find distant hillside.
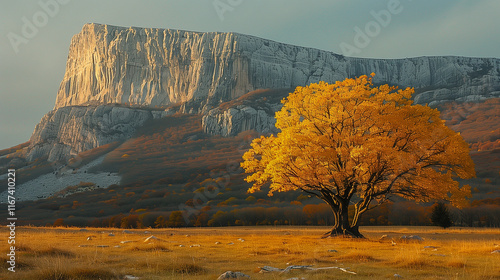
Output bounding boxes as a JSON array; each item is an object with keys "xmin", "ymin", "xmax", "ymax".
[{"xmin": 437, "ymin": 98, "xmax": 500, "ymax": 151}]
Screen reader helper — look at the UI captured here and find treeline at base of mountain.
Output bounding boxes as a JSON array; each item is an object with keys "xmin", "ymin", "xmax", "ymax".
[{"xmin": 50, "ymin": 198, "xmax": 500, "ymax": 229}]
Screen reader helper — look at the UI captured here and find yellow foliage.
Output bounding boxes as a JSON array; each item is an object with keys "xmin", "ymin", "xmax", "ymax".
[{"xmin": 242, "ymin": 75, "xmax": 475, "ymax": 211}]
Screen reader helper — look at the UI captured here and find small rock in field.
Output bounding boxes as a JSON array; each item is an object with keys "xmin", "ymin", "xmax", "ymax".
[
  {"xmin": 78, "ymin": 245, "xmax": 92, "ymax": 247},
  {"xmin": 400, "ymin": 235, "xmax": 423, "ymax": 241},
  {"xmin": 124, "ymin": 275, "xmax": 140, "ymax": 280},
  {"xmin": 185, "ymin": 234, "xmax": 190, "ymax": 237},
  {"xmin": 285, "ymin": 278, "xmax": 306, "ymax": 280},
  {"xmin": 144, "ymin": 235, "xmax": 159, "ymax": 242},
  {"xmin": 327, "ymin": 249, "xmax": 338, "ymax": 253},
  {"xmin": 96, "ymin": 245, "xmax": 109, "ymax": 248},
  {"xmin": 217, "ymin": 271, "xmax": 251, "ymax": 279},
  {"xmin": 393, "ymin": 274, "xmax": 403, "ymax": 278},
  {"xmin": 179, "ymin": 245, "xmax": 184, "ymax": 247},
  {"xmin": 238, "ymin": 238, "xmax": 245, "ymax": 242},
  {"xmin": 144, "ymin": 231, "xmax": 151, "ymax": 234},
  {"xmin": 227, "ymin": 242, "xmax": 234, "ymax": 245},
  {"xmin": 120, "ymin": 240, "xmax": 133, "ymax": 244},
  {"xmin": 431, "ymin": 254, "xmax": 447, "ymax": 257},
  {"xmin": 114, "ymin": 245, "xmax": 121, "ymax": 248},
  {"xmin": 123, "ymin": 230, "xmax": 133, "ymax": 234},
  {"xmin": 190, "ymin": 244, "xmax": 201, "ymax": 247},
  {"xmin": 79, "ymin": 228, "xmax": 88, "ymax": 231},
  {"xmin": 215, "ymin": 241, "xmax": 222, "ymax": 244},
  {"xmin": 491, "ymin": 250, "xmax": 500, "ymax": 254},
  {"xmin": 108, "ymin": 233, "xmax": 115, "ymax": 236}
]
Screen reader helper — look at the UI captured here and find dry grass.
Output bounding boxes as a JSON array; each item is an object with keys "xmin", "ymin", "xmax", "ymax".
[
  {"xmin": 129, "ymin": 243, "xmax": 172, "ymax": 252},
  {"xmin": 33, "ymin": 266, "xmax": 118, "ymax": 280},
  {"xmin": 447, "ymin": 257, "xmax": 467, "ymax": 268},
  {"xmin": 392, "ymin": 246, "xmax": 433, "ymax": 269},
  {"xmin": 0, "ymin": 226, "xmax": 499, "ymax": 279},
  {"xmin": 337, "ymin": 251, "xmax": 379, "ymax": 262}
]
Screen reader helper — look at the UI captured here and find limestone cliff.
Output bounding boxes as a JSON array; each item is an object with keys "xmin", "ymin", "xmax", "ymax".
[
  {"xmin": 55, "ymin": 23, "xmax": 254, "ymax": 111},
  {"xmin": 56, "ymin": 23, "xmax": 500, "ymax": 112}
]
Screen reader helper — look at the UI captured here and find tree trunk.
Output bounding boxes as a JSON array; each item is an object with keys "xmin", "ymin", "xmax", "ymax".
[{"xmin": 322, "ymin": 200, "xmax": 365, "ymax": 238}]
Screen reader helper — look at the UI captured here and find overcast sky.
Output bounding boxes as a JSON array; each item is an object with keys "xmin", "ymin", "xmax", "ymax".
[{"xmin": 1, "ymin": 0, "xmax": 499, "ymax": 150}]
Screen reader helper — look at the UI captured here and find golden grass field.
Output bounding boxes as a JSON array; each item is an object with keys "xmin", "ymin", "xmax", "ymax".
[{"xmin": 0, "ymin": 226, "xmax": 499, "ymax": 280}]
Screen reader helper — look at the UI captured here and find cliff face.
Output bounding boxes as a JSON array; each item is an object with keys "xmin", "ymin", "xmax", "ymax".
[
  {"xmin": 55, "ymin": 24, "xmax": 254, "ymax": 111},
  {"xmin": 27, "ymin": 23, "xmax": 500, "ymax": 160},
  {"xmin": 56, "ymin": 24, "xmax": 500, "ymax": 112}
]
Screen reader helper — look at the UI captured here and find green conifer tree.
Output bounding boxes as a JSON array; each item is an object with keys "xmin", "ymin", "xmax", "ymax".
[{"xmin": 431, "ymin": 202, "xmax": 453, "ymax": 229}]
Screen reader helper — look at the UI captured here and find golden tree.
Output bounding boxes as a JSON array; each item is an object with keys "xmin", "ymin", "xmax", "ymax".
[{"xmin": 241, "ymin": 74, "xmax": 475, "ymax": 237}]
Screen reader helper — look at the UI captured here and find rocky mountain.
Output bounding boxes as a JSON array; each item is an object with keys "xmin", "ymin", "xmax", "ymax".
[{"xmin": 22, "ymin": 23, "xmax": 500, "ymax": 160}]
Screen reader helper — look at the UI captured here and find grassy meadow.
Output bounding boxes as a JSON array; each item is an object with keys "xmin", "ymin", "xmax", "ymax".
[{"xmin": 0, "ymin": 226, "xmax": 499, "ymax": 279}]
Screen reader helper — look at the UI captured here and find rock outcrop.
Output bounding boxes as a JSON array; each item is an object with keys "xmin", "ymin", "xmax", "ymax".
[
  {"xmin": 202, "ymin": 104, "xmax": 280, "ymax": 137},
  {"xmin": 27, "ymin": 105, "xmax": 171, "ymax": 161}
]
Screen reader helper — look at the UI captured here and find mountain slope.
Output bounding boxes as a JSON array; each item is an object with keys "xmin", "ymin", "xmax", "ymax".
[{"xmin": 24, "ymin": 23, "xmax": 500, "ymax": 161}]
